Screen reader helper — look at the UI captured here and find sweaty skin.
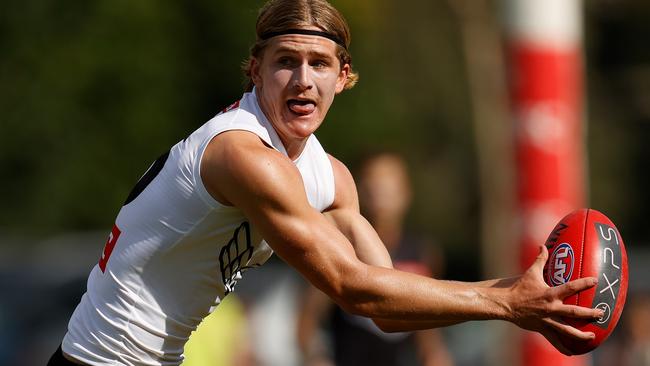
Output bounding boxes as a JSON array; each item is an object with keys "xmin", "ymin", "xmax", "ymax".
[{"xmin": 200, "ymin": 31, "xmax": 603, "ymax": 356}]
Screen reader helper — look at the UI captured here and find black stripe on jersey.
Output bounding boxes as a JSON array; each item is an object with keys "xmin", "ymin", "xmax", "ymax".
[{"xmin": 124, "ymin": 151, "xmax": 170, "ymax": 206}]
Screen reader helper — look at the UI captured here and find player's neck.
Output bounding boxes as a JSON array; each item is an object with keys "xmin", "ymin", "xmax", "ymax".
[{"xmin": 277, "ymin": 135, "xmax": 308, "ymax": 161}]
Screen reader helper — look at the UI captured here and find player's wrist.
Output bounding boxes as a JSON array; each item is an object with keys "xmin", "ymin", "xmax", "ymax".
[{"xmin": 475, "ymin": 285, "xmax": 514, "ymax": 322}]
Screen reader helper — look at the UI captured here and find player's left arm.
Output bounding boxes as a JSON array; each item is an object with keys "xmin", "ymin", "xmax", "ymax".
[
  {"xmin": 322, "ymin": 155, "xmax": 391, "ymax": 267},
  {"xmin": 324, "ymin": 155, "xmax": 461, "ymax": 332}
]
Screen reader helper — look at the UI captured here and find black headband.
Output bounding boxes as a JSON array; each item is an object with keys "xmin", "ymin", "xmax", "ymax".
[{"xmin": 260, "ymin": 29, "xmax": 347, "ymax": 50}]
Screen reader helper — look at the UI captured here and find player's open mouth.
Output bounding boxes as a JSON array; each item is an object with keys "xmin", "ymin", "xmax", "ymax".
[{"xmin": 287, "ymin": 99, "xmax": 316, "ymax": 116}]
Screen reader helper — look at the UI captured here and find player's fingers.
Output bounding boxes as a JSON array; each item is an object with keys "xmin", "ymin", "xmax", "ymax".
[
  {"xmin": 551, "ymin": 302, "xmax": 604, "ymax": 320},
  {"xmin": 544, "ymin": 317, "xmax": 595, "ymax": 342},
  {"xmin": 553, "ymin": 277, "xmax": 598, "ymax": 299}
]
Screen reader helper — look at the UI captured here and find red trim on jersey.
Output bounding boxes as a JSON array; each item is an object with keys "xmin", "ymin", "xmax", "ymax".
[
  {"xmin": 221, "ymin": 100, "xmax": 240, "ymax": 114},
  {"xmin": 99, "ymin": 225, "xmax": 121, "ymax": 273}
]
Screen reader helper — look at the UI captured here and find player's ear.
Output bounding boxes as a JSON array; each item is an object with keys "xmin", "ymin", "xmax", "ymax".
[
  {"xmin": 335, "ymin": 63, "xmax": 350, "ymax": 94},
  {"xmin": 250, "ymin": 57, "xmax": 263, "ymax": 88}
]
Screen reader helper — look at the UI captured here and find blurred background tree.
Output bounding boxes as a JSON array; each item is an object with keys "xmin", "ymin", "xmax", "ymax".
[
  {"xmin": 585, "ymin": 0, "xmax": 650, "ymax": 245},
  {"xmin": 0, "ymin": 0, "xmax": 648, "ymax": 278}
]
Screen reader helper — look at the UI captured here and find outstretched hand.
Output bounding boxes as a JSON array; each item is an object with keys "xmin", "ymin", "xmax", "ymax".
[{"xmin": 506, "ymin": 246, "xmax": 603, "ymax": 355}]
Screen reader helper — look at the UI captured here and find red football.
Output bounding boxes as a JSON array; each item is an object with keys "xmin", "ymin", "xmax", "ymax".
[{"xmin": 543, "ymin": 208, "xmax": 628, "ymax": 354}]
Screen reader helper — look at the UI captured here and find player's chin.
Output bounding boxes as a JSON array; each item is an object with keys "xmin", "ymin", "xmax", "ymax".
[{"xmin": 283, "ymin": 112, "xmax": 323, "ymax": 135}]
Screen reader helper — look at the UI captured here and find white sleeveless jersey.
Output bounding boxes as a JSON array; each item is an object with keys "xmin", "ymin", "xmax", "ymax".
[{"xmin": 62, "ymin": 89, "xmax": 335, "ymax": 366}]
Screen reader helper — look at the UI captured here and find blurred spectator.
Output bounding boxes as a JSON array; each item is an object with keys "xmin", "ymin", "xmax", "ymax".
[{"xmin": 296, "ymin": 153, "xmax": 453, "ymax": 366}]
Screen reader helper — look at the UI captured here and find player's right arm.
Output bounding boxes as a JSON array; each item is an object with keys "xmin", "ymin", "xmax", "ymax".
[
  {"xmin": 201, "ymin": 131, "xmax": 601, "ymax": 355},
  {"xmin": 319, "ymin": 154, "xmax": 601, "ymax": 355}
]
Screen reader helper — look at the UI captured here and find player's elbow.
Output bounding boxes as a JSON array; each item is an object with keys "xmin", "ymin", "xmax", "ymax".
[
  {"xmin": 336, "ymin": 297, "xmax": 375, "ymax": 318},
  {"xmin": 335, "ymin": 301, "xmax": 401, "ymax": 333},
  {"xmin": 371, "ymin": 318, "xmax": 403, "ymax": 333},
  {"xmin": 309, "ymin": 256, "xmax": 386, "ymax": 319},
  {"xmin": 328, "ymin": 265, "xmax": 383, "ymax": 319}
]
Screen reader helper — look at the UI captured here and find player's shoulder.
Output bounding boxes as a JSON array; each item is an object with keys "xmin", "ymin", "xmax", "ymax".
[
  {"xmin": 209, "ymin": 131, "xmax": 295, "ymax": 176},
  {"xmin": 211, "ymin": 129, "xmax": 271, "ymax": 154},
  {"xmin": 201, "ymin": 130, "xmax": 301, "ymax": 205}
]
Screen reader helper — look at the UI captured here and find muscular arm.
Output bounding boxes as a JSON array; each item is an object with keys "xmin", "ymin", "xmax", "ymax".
[
  {"xmin": 321, "ymin": 156, "xmax": 463, "ymax": 331},
  {"xmin": 201, "ymin": 131, "xmax": 602, "ymax": 355}
]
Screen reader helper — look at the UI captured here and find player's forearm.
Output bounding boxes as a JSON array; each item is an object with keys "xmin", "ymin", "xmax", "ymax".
[
  {"xmin": 337, "ymin": 264, "xmax": 513, "ymax": 323},
  {"xmin": 370, "ymin": 278, "xmax": 518, "ymax": 332},
  {"xmin": 324, "ymin": 209, "xmax": 515, "ymax": 323}
]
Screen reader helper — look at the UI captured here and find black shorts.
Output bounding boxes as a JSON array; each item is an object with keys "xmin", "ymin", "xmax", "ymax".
[{"xmin": 47, "ymin": 345, "xmax": 86, "ymax": 366}]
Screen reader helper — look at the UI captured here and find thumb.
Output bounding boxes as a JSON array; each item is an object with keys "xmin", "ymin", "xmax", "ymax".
[{"xmin": 530, "ymin": 245, "xmax": 549, "ymax": 273}]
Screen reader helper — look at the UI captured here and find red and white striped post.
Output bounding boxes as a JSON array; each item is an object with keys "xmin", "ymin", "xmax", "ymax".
[{"xmin": 502, "ymin": 0, "xmax": 588, "ymax": 365}]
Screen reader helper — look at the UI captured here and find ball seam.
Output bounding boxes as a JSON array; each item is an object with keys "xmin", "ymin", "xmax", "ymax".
[{"xmin": 577, "ymin": 208, "xmax": 589, "ymax": 306}]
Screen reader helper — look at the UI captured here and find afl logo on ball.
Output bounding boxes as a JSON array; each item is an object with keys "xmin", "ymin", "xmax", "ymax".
[{"xmin": 548, "ymin": 243, "xmax": 575, "ymax": 286}]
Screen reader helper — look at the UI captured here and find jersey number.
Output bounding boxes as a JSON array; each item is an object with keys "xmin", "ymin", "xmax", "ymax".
[{"xmin": 99, "ymin": 224, "xmax": 122, "ymax": 273}]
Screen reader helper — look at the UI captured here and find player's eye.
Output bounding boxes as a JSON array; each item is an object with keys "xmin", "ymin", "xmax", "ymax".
[
  {"xmin": 311, "ymin": 59, "xmax": 329, "ymax": 69},
  {"xmin": 277, "ymin": 57, "xmax": 295, "ymax": 67}
]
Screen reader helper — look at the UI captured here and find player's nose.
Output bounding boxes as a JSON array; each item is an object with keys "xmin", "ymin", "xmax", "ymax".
[{"xmin": 292, "ymin": 63, "xmax": 313, "ymax": 91}]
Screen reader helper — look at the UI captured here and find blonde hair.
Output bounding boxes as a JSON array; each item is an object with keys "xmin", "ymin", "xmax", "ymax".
[{"xmin": 242, "ymin": 0, "xmax": 359, "ymax": 91}]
